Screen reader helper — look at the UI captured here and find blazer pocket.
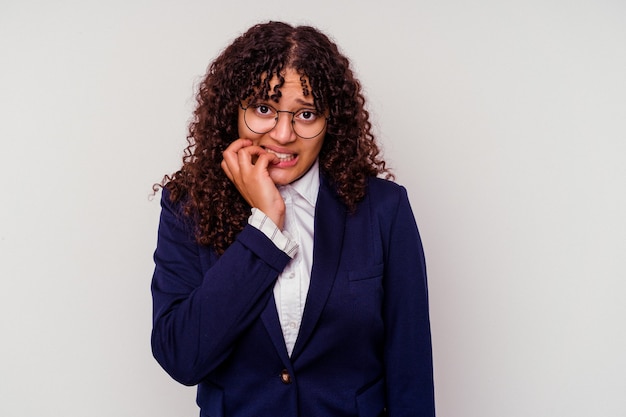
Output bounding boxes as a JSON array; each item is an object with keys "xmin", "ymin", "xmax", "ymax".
[
  {"xmin": 347, "ymin": 263, "xmax": 385, "ymax": 321},
  {"xmin": 348, "ymin": 263, "xmax": 384, "ymax": 282},
  {"xmin": 356, "ymin": 377, "xmax": 386, "ymax": 417}
]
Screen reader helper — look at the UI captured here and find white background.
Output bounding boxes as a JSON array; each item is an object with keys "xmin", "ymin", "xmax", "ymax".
[{"xmin": 1, "ymin": 1, "xmax": 624, "ymax": 416}]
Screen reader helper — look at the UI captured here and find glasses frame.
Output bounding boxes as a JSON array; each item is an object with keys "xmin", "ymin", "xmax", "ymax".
[{"xmin": 240, "ymin": 103, "xmax": 329, "ymax": 139}]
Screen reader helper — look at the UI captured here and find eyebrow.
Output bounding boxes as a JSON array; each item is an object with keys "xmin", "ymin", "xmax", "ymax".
[
  {"xmin": 253, "ymin": 98, "xmax": 316, "ymax": 108},
  {"xmin": 294, "ymin": 98, "xmax": 315, "ymax": 107}
]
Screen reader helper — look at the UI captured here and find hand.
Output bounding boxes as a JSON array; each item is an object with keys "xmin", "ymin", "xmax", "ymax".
[{"xmin": 221, "ymin": 139, "xmax": 286, "ymax": 229}]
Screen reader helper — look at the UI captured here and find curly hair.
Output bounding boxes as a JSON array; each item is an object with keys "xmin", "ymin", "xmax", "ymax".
[{"xmin": 156, "ymin": 21, "xmax": 392, "ymax": 254}]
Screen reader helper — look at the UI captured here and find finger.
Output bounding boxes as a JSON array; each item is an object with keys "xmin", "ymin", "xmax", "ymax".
[
  {"xmin": 222, "ymin": 139, "xmax": 252, "ymax": 170},
  {"xmin": 237, "ymin": 145, "xmax": 279, "ymax": 166},
  {"xmin": 236, "ymin": 144, "xmax": 265, "ymax": 158},
  {"xmin": 220, "ymin": 159, "xmax": 234, "ymax": 181},
  {"xmin": 222, "ymin": 150, "xmax": 240, "ymax": 182},
  {"xmin": 224, "ymin": 138, "xmax": 253, "ymax": 154},
  {"xmin": 223, "ymin": 140, "xmax": 256, "ymax": 170},
  {"xmin": 236, "ymin": 145, "xmax": 270, "ymax": 172},
  {"xmin": 253, "ymin": 151, "xmax": 279, "ymax": 169}
]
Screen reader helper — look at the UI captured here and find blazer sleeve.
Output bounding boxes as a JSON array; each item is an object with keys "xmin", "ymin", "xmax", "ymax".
[
  {"xmin": 150, "ymin": 189, "xmax": 291, "ymax": 386},
  {"xmin": 382, "ymin": 186, "xmax": 436, "ymax": 416}
]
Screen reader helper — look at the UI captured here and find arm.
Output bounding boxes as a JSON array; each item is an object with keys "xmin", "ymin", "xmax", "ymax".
[
  {"xmin": 383, "ymin": 186, "xmax": 436, "ymax": 416},
  {"xmin": 150, "ymin": 190, "xmax": 291, "ymax": 386}
]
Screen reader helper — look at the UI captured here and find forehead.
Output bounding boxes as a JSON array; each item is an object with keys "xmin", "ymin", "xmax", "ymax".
[
  {"xmin": 244, "ymin": 67, "xmax": 322, "ymax": 109},
  {"xmin": 270, "ymin": 68, "xmax": 309, "ymax": 85},
  {"xmin": 257, "ymin": 68, "xmax": 311, "ymax": 97}
]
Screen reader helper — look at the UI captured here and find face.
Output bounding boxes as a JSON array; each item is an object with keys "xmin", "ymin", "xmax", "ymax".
[{"xmin": 238, "ymin": 68, "xmax": 326, "ymax": 186}]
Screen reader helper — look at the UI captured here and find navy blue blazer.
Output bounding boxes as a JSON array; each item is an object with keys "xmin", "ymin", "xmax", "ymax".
[{"xmin": 151, "ymin": 176, "xmax": 435, "ymax": 417}]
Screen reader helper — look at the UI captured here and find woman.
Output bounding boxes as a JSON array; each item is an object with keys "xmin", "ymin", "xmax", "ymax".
[{"xmin": 151, "ymin": 21, "xmax": 435, "ymax": 417}]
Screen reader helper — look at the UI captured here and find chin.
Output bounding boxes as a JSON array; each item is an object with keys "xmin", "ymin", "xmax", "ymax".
[
  {"xmin": 271, "ymin": 178, "xmax": 292, "ymax": 186},
  {"xmin": 269, "ymin": 171, "xmax": 297, "ymax": 186}
]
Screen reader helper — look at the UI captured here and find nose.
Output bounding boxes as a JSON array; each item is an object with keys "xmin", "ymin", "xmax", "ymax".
[{"xmin": 268, "ymin": 111, "xmax": 297, "ymax": 144}]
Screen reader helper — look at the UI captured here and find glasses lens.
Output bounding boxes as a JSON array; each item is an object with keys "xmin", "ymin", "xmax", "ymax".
[
  {"xmin": 292, "ymin": 109, "xmax": 326, "ymax": 139},
  {"xmin": 244, "ymin": 105, "xmax": 327, "ymax": 139},
  {"xmin": 244, "ymin": 104, "xmax": 278, "ymax": 134}
]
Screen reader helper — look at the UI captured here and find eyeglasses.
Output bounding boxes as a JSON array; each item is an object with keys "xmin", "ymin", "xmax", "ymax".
[{"xmin": 240, "ymin": 103, "xmax": 328, "ymax": 139}]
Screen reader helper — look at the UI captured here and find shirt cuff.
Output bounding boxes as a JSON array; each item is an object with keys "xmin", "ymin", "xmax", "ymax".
[{"xmin": 248, "ymin": 208, "xmax": 298, "ymax": 258}]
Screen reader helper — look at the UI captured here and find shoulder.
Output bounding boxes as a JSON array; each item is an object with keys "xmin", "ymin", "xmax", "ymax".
[
  {"xmin": 365, "ymin": 176, "xmax": 409, "ymax": 209},
  {"xmin": 159, "ymin": 184, "xmax": 190, "ymax": 213},
  {"xmin": 317, "ymin": 174, "xmax": 410, "ymax": 214},
  {"xmin": 157, "ymin": 185, "xmax": 196, "ymax": 235},
  {"xmin": 366, "ymin": 176, "xmax": 404, "ymax": 195},
  {"xmin": 159, "ymin": 186, "xmax": 183, "ymax": 216},
  {"xmin": 363, "ymin": 176, "xmax": 419, "ymax": 227}
]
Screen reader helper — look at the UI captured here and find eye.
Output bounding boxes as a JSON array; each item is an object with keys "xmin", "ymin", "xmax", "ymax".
[
  {"xmin": 295, "ymin": 109, "xmax": 319, "ymax": 123},
  {"xmin": 252, "ymin": 104, "xmax": 276, "ymax": 118}
]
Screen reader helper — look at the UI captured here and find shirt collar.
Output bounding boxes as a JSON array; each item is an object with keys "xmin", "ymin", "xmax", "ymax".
[{"xmin": 279, "ymin": 158, "xmax": 320, "ymax": 207}]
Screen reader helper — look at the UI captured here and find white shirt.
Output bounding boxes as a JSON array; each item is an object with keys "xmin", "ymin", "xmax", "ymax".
[{"xmin": 248, "ymin": 160, "xmax": 319, "ymax": 356}]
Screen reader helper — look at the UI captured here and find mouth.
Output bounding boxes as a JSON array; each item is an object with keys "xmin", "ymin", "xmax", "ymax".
[{"xmin": 263, "ymin": 147, "xmax": 297, "ymax": 163}]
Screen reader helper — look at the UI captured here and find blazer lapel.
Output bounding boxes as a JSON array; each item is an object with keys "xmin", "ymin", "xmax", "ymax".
[
  {"xmin": 260, "ymin": 293, "xmax": 292, "ymax": 365},
  {"xmin": 291, "ymin": 176, "xmax": 346, "ymax": 360}
]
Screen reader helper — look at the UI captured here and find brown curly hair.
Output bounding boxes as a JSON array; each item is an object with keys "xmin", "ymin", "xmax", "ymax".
[{"xmin": 156, "ymin": 21, "xmax": 392, "ymax": 254}]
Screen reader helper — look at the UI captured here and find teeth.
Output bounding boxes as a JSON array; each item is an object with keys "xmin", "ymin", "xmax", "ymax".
[{"xmin": 265, "ymin": 148, "xmax": 295, "ymax": 162}]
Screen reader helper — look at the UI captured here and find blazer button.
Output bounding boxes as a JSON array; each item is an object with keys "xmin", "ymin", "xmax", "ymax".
[{"xmin": 280, "ymin": 369, "xmax": 292, "ymax": 384}]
